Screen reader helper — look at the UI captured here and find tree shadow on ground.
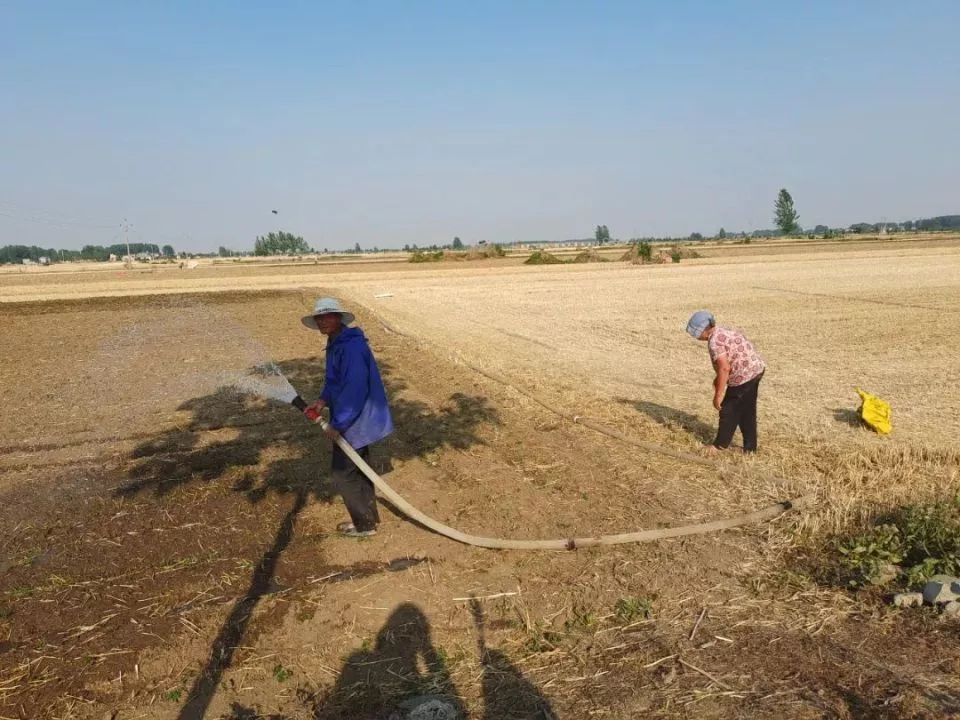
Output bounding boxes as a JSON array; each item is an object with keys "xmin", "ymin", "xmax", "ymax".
[
  {"xmin": 109, "ymin": 356, "xmax": 498, "ymax": 720},
  {"xmin": 117, "ymin": 357, "xmax": 499, "ymax": 503},
  {"xmin": 617, "ymin": 398, "xmax": 715, "ymax": 443},
  {"xmin": 311, "ymin": 603, "xmax": 466, "ymax": 719},
  {"xmin": 470, "ymin": 599, "xmax": 557, "ymax": 720}
]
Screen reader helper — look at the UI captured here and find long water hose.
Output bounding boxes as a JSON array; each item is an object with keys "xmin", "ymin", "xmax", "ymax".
[{"xmin": 321, "ymin": 419, "xmax": 804, "ymax": 550}]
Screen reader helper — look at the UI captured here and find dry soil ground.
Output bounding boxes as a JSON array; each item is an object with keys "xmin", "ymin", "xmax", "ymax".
[{"xmin": 2, "ymin": 238, "xmax": 960, "ymax": 720}]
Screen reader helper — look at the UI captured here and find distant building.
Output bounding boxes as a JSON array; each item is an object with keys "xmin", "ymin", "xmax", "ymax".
[
  {"xmin": 22, "ymin": 258, "xmax": 35, "ymax": 265},
  {"xmin": 38, "ymin": 256, "xmax": 51, "ymax": 265}
]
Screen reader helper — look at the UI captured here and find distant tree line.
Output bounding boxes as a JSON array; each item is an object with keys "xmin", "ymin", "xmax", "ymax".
[
  {"xmin": 0, "ymin": 245, "xmax": 78, "ymax": 263},
  {"xmin": 0, "ymin": 242, "xmax": 171, "ymax": 264},
  {"xmin": 400, "ymin": 236, "xmax": 474, "ymax": 253},
  {"xmin": 848, "ymin": 215, "xmax": 960, "ymax": 232},
  {"xmin": 6, "ymin": 210, "xmax": 960, "ymax": 266}
]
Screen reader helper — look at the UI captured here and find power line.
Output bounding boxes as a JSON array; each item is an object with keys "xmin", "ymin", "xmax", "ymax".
[{"xmin": 0, "ymin": 200, "xmax": 195, "ymax": 251}]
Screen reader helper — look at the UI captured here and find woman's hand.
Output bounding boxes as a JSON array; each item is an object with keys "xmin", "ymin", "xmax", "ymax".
[{"xmin": 713, "ymin": 393, "xmax": 724, "ymax": 412}]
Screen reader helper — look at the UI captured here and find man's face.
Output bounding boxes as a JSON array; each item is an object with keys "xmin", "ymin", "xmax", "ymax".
[{"xmin": 315, "ymin": 313, "xmax": 343, "ymax": 336}]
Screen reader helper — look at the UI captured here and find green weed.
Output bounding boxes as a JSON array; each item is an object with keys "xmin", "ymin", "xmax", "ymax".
[
  {"xmin": 8, "ymin": 586, "xmax": 34, "ymax": 600},
  {"xmin": 523, "ymin": 623, "xmax": 563, "ymax": 653},
  {"xmin": 614, "ymin": 596, "xmax": 653, "ymax": 623},
  {"xmin": 831, "ymin": 497, "xmax": 960, "ymax": 588},
  {"xmin": 564, "ymin": 605, "xmax": 598, "ymax": 633}
]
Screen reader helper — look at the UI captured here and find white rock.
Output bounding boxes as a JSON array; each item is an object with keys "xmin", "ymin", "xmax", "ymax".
[
  {"xmin": 922, "ymin": 575, "xmax": 960, "ymax": 605},
  {"xmin": 892, "ymin": 592, "xmax": 924, "ymax": 608},
  {"xmin": 943, "ymin": 601, "xmax": 960, "ymax": 616},
  {"xmin": 408, "ymin": 700, "xmax": 460, "ymax": 720}
]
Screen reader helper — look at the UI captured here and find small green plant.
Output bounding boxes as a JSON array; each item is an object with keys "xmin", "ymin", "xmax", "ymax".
[
  {"xmin": 669, "ymin": 248, "xmax": 682, "ymax": 263},
  {"xmin": 615, "ymin": 596, "xmax": 653, "ymax": 623},
  {"xmin": 433, "ymin": 646, "xmax": 452, "ymax": 673},
  {"xmin": 638, "ymin": 241, "xmax": 652, "ymax": 262},
  {"xmin": 273, "ymin": 663, "xmax": 293, "ymax": 683},
  {"xmin": 523, "ymin": 624, "xmax": 562, "ymax": 653},
  {"xmin": 160, "ymin": 556, "xmax": 200, "ymax": 572},
  {"xmin": 162, "ymin": 689, "xmax": 183, "ymax": 702},
  {"xmin": 564, "ymin": 605, "xmax": 598, "ymax": 633}
]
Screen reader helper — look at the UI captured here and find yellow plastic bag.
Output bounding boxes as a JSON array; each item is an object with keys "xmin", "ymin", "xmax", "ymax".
[{"xmin": 856, "ymin": 388, "xmax": 892, "ymax": 435}]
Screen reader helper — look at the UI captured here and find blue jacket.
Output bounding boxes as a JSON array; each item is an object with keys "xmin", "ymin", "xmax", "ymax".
[{"xmin": 320, "ymin": 327, "xmax": 394, "ymax": 448}]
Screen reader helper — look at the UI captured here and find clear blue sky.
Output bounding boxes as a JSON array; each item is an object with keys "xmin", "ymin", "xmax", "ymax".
[{"xmin": 2, "ymin": 1, "xmax": 958, "ymax": 252}]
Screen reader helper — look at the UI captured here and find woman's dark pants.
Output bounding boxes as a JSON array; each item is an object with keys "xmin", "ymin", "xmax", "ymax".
[
  {"xmin": 714, "ymin": 373, "xmax": 763, "ymax": 452},
  {"xmin": 332, "ymin": 444, "xmax": 380, "ymax": 531}
]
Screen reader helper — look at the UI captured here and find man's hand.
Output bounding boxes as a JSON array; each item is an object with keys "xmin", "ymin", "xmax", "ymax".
[
  {"xmin": 302, "ymin": 399, "xmax": 326, "ymax": 422},
  {"xmin": 713, "ymin": 393, "xmax": 724, "ymax": 412},
  {"xmin": 324, "ymin": 426, "xmax": 340, "ymax": 442}
]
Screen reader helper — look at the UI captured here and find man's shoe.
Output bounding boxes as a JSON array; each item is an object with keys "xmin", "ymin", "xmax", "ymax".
[{"xmin": 337, "ymin": 522, "xmax": 377, "ymax": 538}]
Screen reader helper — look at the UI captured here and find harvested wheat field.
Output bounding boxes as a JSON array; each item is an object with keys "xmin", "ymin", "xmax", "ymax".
[{"xmin": 2, "ymin": 238, "xmax": 960, "ymax": 720}]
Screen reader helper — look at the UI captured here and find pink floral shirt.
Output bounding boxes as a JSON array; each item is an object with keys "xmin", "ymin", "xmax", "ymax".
[{"xmin": 708, "ymin": 327, "xmax": 765, "ymax": 387}]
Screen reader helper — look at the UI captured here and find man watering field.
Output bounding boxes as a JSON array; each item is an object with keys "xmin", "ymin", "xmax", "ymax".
[
  {"xmin": 686, "ymin": 311, "xmax": 766, "ymax": 453},
  {"xmin": 291, "ymin": 298, "xmax": 394, "ymax": 537}
]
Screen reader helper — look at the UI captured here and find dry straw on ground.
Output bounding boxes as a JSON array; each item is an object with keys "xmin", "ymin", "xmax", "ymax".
[{"xmin": 3, "ymin": 238, "xmax": 960, "ymax": 718}]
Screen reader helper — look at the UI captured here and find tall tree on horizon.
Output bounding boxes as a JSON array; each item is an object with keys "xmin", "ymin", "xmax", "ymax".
[{"xmin": 774, "ymin": 189, "xmax": 800, "ymax": 234}]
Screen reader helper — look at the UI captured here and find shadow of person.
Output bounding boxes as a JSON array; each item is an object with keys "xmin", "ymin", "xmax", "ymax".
[
  {"xmin": 617, "ymin": 397, "xmax": 715, "ymax": 443},
  {"xmin": 312, "ymin": 603, "xmax": 466, "ymax": 720},
  {"xmin": 469, "ymin": 599, "xmax": 556, "ymax": 720}
]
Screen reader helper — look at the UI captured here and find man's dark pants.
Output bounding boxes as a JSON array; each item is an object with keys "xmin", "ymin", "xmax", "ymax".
[
  {"xmin": 714, "ymin": 373, "xmax": 764, "ymax": 452},
  {"xmin": 332, "ymin": 444, "xmax": 380, "ymax": 531}
]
